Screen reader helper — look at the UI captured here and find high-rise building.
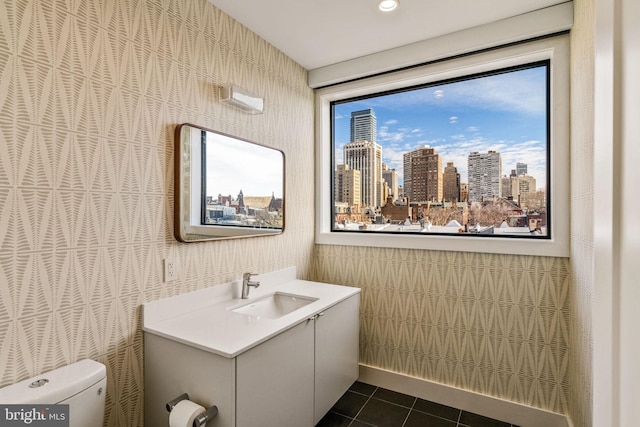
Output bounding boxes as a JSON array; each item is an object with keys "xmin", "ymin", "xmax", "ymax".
[
  {"xmin": 403, "ymin": 154, "xmax": 413, "ymax": 199},
  {"xmin": 468, "ymin": 150, "xmax": 502, "ymax": 202},
  {"xmin": 344, "ymin": 141, "xmax": 383, "ymax": 207},
  {"xmin": 343, "ymin": 109, "xmax": 382, "ymax": 208},
  {"xmin": 460, "ymin": 183, "xmax": 469, "ymax": 202},
  {"xmin": 443, "ymin": 162, "xmax": 461, "ymax": 202},
  {"xmin": 518, "ymin": 175, "xmax": 536, "ymax": 194},
  {"xmin": 350, "ymin": 109, "xmax": 377, "ymax": 143},
  {"xmin": 382, "ymin": 163, "xmax": 399, "ymax": 202},
  {"xmin": 501, "ymin": 173, "xmax": 537, "ymax": 204},
  {"xmin": 334, "ymin": 164, "xmax": 361, "ymax": 207},
  {"xmin": 516, "ymin": 162, "xmax": 528, "ymax": 176},
  {"xmin": 501, "ymin": 175, "xmax": 513, "ymax": 198},
  {"xmin": 403, "ymin": 145, "xmax": 430, "ymax": 200},
  {"xmin": 409, "ymin": 146, "xmax": 442, "ymax": 203}
]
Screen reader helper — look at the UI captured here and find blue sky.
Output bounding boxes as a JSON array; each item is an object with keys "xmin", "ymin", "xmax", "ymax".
[{"xmin": 333, "ymin": 64, "xmax": 548, "ymax": 189}]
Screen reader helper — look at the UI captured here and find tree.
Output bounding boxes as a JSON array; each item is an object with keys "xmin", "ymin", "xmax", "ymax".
[{"xmin": 467, "ymin": 201, "xmax": 511, "ymax": 227}]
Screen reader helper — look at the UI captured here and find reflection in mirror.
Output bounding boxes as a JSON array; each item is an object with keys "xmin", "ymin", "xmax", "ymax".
[{"xmin": 175, "ymin": 124, "xmax": 285, "ymax": 242}]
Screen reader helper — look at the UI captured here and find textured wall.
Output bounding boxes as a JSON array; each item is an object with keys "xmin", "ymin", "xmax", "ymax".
[
  {"xmin": 568, "ymin": 0, "xmax": 595, "ymax": 425},
  {"xmin": 312, "ymin": 246, "xmax": 571, "ymax": 414},
  {"xmin": 0, "ymin": 0, "xmax": 314, "ymax": 426}
]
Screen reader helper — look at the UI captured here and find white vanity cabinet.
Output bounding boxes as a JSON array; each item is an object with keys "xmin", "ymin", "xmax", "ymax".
[
  {"xmin": 143, "ymin": 282, "xmax": 360, "ymax": 427},
  {"xmin": 237, "ymin": 293, "xmax": 359, "ymax": 427},
  {"xmin": 313, "ymin": 293, "xmax": 360, "ymax": 425},
  {"xmin": 236, "ymin": 320, "xmax": 315, "ymax": 427}
]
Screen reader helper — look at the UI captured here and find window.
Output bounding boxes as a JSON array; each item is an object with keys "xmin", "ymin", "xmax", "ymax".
[{"xmin": 315, "ymin": 36, "xmax": 569, "ymax": 256}]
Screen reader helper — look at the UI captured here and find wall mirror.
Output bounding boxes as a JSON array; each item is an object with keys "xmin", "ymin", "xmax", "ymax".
[{"xmin": 175, "ymin": 123, "xmax": 285, "ymax": 242}]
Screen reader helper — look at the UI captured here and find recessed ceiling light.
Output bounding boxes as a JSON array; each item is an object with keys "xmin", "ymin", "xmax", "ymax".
[{"xmin": 378, "ymin": 0, "xmax": 399, "ymax": 12}]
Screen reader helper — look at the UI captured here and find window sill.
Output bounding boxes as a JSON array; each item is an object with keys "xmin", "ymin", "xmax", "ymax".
[{"xmin": 316, "ymin": 230, "xmax": 567, "ymax": 257}]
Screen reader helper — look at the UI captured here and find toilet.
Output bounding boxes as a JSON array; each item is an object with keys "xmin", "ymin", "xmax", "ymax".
[{"xmin": 0, "ymin": 359, "xmax": 107, "ymax": 427}]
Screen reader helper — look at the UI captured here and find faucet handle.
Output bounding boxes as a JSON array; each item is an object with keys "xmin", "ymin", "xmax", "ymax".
[{"xmin": 243, "ymin": 272, "xmax": 257, "ymax": 279}]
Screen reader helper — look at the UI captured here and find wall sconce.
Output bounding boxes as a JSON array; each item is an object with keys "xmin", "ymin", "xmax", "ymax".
[{"xmin": 220, "ymin": 84, "xmax": 264, "ymax": 114}]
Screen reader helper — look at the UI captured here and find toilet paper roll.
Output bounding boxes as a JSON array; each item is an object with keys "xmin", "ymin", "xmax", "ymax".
[{"xmin": 169, "ymin": 399, "xmax": 207, "ymax": 427}]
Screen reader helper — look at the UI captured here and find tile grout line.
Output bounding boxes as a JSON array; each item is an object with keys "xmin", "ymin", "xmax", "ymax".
[
  {"xmin": 347, "ymin": 386, "xmax": 378, "ymax": 427},
  {"xmin": 399, "ymin": 396, "xmax": 417, "ymax": 427},
  {"xmin": 331, "ymin": 383, "xmax": 512, "ymax": 427}
]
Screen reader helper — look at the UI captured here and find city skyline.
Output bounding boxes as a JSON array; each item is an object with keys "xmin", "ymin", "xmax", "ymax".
[{"xmin": 332, "ymin": 64, "xmax": 548, "ymax": 189}]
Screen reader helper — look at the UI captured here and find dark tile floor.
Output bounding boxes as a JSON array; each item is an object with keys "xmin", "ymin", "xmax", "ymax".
[{"xmin": 316, "ymin": 382, "xmax": 520, "ymax": 427}]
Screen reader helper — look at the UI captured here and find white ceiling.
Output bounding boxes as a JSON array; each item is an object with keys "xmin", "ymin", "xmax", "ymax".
[{"xmin": 208, "ymin": 0, "xmax": 568, "ymax": 71}]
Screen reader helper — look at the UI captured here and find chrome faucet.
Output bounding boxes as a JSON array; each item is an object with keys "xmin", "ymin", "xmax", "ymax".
[{"xmin": 241, "ymin": 273, "xmax": 260, "ymax": 299}]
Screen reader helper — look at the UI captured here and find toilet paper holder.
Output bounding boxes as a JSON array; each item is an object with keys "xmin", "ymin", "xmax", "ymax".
[{"xmin": 166, "ymin": 393, "xmax": 218, "ymax": 427}]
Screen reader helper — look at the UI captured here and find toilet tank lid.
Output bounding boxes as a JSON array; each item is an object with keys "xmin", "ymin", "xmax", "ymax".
[{"xmin": 0, "ymin": 359, "xmax": 106, "ymax": 404}]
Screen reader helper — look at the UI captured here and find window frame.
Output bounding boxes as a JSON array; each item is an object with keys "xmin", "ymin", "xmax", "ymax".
[{"xmin": 315, "ymin": 35, "xmax": 570, "ymax": 257}]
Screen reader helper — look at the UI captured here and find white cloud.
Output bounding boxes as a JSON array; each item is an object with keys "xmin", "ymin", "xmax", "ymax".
[
  {"xmin": 334, "ymin": 146, "xmax": 344, "ymax": 165},
  {"xmin": 448, "ymin": 73, "xmax": 546, "ymax": 115},
  {"xmin": 381, "ymin": 145, "xmax": 406, "ymax": 178},
  {"xmin": 382, "ymin": 67, "xmax": 546, "ymax": 116},
  {"xmin": 431, "ymin": 136, "xmax": 547, "ymax": 187},
  {"xmin": 379, "ymin": 126, "xmax": 406, "ymax": 144}
]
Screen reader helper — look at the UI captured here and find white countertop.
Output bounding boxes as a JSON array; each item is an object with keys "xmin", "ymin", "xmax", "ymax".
[{"xmin": 142, "ymin": 267, "xmax": 360, "ymax": 358}]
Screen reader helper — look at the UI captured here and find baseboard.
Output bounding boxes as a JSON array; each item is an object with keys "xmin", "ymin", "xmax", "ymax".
[{"xmin": 358, "ymin": 364, "xmax": 569, "ymax": 427}]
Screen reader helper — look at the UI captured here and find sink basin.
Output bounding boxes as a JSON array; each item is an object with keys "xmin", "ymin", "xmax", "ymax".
[{"xmin": 232, "ymin": 292, "xmax": 318, "ymax": 319}]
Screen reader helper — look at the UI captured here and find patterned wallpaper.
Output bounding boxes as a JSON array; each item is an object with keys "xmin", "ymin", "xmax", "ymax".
[
  {"xmin": 568, "ymin": 0, "xmax": 595, "ymax": 425},
  {"xmin": 0, "ymin": 0, "xmax": 593, "ymax": 425},
  {"xmin": 0, "ymin": 0, "xmax": 314, "ymax": 426},
  {"xmin": 312, "ymin": 246, "xmax": 571, "ymax": 414}
]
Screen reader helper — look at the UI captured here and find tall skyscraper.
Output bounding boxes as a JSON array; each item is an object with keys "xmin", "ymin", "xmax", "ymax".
[
  {"xmin": 344, "ymin": 141, "xmax": 383, "ymax": 207},
  {"xmin": 403, "ymin": 153, "xmax": 413, "ymax": 199},
  {"xmin": 501, "ymin": 172, "xmax": 536, "ymax": 203},
  {"xmin": 443, "ymin": 162, "xmax": 461, "ymax": 202},
  {"xmin": 382, "ymin": 163, "xmax": 399, "ymax": 202},
  {"xmin": 335, "ymin": 164, "xmax": 361, "ymax": 207},
  {"xmin": 468, "ymin": 150, "xmax": 502, "ymax": 202},
  {"xmin": 516, "ymin": 162, "xmax": 528, "ymax": 176},
  {"xmin": 342, "ymin": 109, "xmax": 383, "ymax": 208},
  {"xmin": 409, "ymin": 146, "xmax": 442, "ymax": 203},
  {"xmin": 350, "ymin": 109, "xmax": 377, "ymax": 143},
  {"xmin": 403, "ymin": 145, "xmax": 430, "ymax": 200}
]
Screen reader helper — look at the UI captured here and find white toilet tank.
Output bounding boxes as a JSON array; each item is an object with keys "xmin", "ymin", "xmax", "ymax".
[{"xmin": 0, "ymin": 359, "xmax": 107, "ymax": 427}]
